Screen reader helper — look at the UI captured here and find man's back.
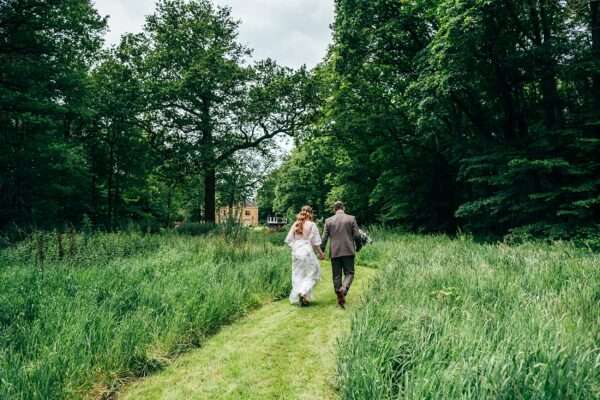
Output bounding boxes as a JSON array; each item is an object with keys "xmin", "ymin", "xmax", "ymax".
[
  {"xmin": 323, "ymin": 211, "xmax": 359, "ymax": 259},
  {"xmin": 321, "ymin": 202, "xmax": 359, "ymax": 307}
]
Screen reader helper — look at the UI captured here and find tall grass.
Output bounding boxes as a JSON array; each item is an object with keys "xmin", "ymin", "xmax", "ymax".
[
  {"xmin": 339, "ymin": 232, "xmax": 600, "ymax": 399},
  {"xmin": 0, "ymin": 231, "xmax": 291, "ymax": 399}
]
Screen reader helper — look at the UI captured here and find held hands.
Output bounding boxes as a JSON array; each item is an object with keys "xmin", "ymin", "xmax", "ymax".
[{"xmin": 312, "ymin": 244, "xmax": 326, "ymax": 260}]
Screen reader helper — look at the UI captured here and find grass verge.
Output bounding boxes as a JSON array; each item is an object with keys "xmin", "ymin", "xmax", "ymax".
[
  {"xmin": 0, "ymin": 232, "xmax": 290, "ymax": 399},
  {"xmin": 338, "ymin": 232, "xmax": 600, "ymax": 399}
]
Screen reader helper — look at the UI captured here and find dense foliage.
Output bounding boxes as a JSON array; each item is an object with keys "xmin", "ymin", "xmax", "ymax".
[
  {"xmin": 339, "ymin": 232, "xmax": 600, "ymax": 399},
  {"xmin": 0, "ymin": 0, "xmax": 311, "ymax": 233},
  {"xmin": 3, "ymin": 0, "xmax": 598, "ymax": 239},
  {"xmin": 0, "ymin": 0, "xmax": 107, "ymax": 229},
  {"xmin": 0, "ymin": 230, "xmax": 290, "ymax": 399},
  {"xmin": 264, "ymin": 0, "xmax": 600, "ymax": 240}
]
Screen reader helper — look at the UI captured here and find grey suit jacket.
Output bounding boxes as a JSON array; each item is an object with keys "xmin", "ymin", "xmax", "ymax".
[{"xmin": 321, "ymin": 211, "xmax": 359, "ymax": 259}]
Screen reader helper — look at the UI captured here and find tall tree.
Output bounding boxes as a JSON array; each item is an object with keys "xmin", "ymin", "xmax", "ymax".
[
  {"xmin": 217, "ymin": 149, "xmax": 273, "ymax": 209},
  {"xmin": 271, "ymin": 0, "xmax": 600, "ymax": 239},
  {"xmin": 138, "ymin": 0, "xmax": 314, "ymax": 223},
  {"xmin": 86, "ymin": 38, "xmax": 157, "ymax": 229},
  {"xmin": 0, "ymin": 0, "xmax": 106, "ymax": 228},
  {"xmin": 591, "ymin": 0, "xmax": 600, "ymax": 109},
  {"xmin": 269, "ymin": 136, "xmax": 336, "ymax": 220}
]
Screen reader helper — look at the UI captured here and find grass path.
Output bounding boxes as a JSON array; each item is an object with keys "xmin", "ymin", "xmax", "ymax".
[{"xmin": 119, "ymin": 264, "xmax": 375, "ymax": 400}]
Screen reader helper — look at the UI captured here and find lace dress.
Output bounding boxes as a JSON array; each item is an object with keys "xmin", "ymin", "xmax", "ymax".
[{"xmin": 285, "ymin": 221, "xmax": 322, "ymax": 304}]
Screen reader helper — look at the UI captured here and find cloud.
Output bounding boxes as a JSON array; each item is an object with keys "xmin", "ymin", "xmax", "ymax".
[
  {"xmin": 93, "ymin": 0, "xmax": 334, "ymax": 69},
  {"xmin": 93, "ymin": 0, "xmax": 155, "ymax": 45}
]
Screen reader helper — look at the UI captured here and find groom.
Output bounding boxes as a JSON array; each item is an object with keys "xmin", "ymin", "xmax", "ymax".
[{"xmin": 321, "ymin": 201, "xmax": 359, "ymax": 308}]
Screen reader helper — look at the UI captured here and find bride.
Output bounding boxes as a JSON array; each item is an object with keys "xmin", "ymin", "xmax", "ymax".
[{"xmin": 285, "ymin": 205, "xmax": 325, "ymax": 306}]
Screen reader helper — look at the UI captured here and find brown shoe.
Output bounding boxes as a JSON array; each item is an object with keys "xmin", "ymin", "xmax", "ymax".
[
  {"xmin": 336, "ymin": 289, "xmax": 346, "ymax": 308},
  {"xmin": 301, "ymin": 294, "xmax": 310, "ymax": 307}
]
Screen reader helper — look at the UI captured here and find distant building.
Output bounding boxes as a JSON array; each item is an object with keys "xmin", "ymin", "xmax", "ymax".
[
  {"xmin": 266, "ymin": 215, "xmax": 288, "ymax": 231},
  {"xmin": 216, "ymin": 203, "xmax": 259, "ymax": 226}
]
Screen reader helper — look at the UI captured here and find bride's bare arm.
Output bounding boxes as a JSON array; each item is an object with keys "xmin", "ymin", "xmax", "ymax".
[
  {"xmin": 310, "ymin": 222, "xmax": 325, "ymax": 259},
  {"xmin": 313, "ymin": 245, "xmax": 325, "ymax": 260}
]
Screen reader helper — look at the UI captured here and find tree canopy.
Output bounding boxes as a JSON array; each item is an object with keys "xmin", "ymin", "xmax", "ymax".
[
  {"xmin": 0, "ymin": 0, "xmax": 312, "ymax": 231},
  {"xmin": 1, "ymin": 0, "xmax": 598, "ymax": 241},
  {"xmin": 263, "ymin": 0, "xmax": 600, "ymax": 241}
]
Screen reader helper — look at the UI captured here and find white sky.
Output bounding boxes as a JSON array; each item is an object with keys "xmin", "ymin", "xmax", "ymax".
[{"xmin": 93, "ymin": 0, "xmax": 334, "ymax": 69}]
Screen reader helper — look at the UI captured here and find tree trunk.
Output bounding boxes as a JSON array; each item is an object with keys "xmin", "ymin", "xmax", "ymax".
[
  {"xmin": 14, "ymin": 118, "xmax": 25, "ymax": 223},
  {"xmin": 539, "ymin": 1, "xmax": 561, "ymax": 129},
  {"xmin": 107, "ymin": 145, "xmax": 114, "ymax": 230},
  {"xmin": 592, "ymin": 0, "xmax": 600, "ymax": 109},
  {"xmin": 494, "ymin": 62, "xmax": 517, "ymax": 141},
  {"xmin": 167, "ymin": 184, "xmax": 173, "ymax": 227},
  {"xmin": 114, "ymin": 154, "xmax": 120, "ymax": 229},
  {"xmin": 527, "ymin": 0, "xmax": 560, "ymax": 129},
  {"xmin": 91, "ymin": 171, "xmax": 97, "ymax": 224},
  {"xmin": 200, "ymin": 97, "xmax": 216, "ymax": 224},
  {"xmin": 204, "ymin": 167, "xmax": 216, "ymax": 223}
]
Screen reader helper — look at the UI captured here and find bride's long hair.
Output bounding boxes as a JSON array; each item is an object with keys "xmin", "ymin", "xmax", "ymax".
[{"xmin": 294, "ymin": 205, "xmax": 314, "ymax": 235}]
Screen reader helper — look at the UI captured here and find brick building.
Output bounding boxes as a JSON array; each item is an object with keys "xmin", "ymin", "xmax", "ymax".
[{"xmin": 216, "ymin": 203, "xmax": 259, "ymax": 226}]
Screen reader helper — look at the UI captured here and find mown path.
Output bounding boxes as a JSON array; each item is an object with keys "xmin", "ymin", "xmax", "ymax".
[{"xmin": 119, "ymin": 264, "xmax": 375, "ymax": 400}]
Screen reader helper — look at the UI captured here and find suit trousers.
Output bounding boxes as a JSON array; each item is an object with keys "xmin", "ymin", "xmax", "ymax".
[{"xmin": 331, "ymin": 255, "xmax": 355, "ymax": 295}]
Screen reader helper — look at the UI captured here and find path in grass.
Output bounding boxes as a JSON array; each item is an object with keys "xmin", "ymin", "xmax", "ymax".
[{"xmin": 120, "ymin": 264, "xmax": 375, "ymax": 400}]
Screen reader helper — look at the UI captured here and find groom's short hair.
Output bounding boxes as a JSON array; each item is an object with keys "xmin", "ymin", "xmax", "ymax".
[{"xmin": 334, "ymin": 201, "xmax": 345, "ymax": 211}]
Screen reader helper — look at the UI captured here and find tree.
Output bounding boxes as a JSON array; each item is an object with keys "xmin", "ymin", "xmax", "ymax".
[
  {"xmin": 269, "ymin": 136, "xmax": 336, "ymax": 221},
  {"xmin": 324, "ymin": 0, "xmax": 452, "ymax": 228},
  {"xmin": 268, "ymin": 0, "xmax": 600, "ymax": 239},
  {"xmin": 217, "ymin": 149, "xmax": 274, "ymax": 209},
  {"xmin": 138, "ymin": 0, "xmax": 315, "ymax": 223},
  {"xmin": 0, "ymin": 0, "xmax": 106, "ymax": 228},
  {"xmin": 592, "ymin": 0, "xmax": 600, "ymax": 109},
  {"xmin": 256, "ymin": 168, "xmax": 280, "ymax": 221},
  {"xmin": 85, "ymin": 38, "xmax": 156, "ymax": 229}
]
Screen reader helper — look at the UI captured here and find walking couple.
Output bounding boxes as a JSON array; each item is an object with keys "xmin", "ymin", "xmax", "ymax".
[{"xmin": 284, "ymin": 201, "xmax": 359, "ymax": 308}]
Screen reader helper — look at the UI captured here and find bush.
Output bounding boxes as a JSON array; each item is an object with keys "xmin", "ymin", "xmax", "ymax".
[{"xmin": 572, "ymin": 225, "xmax": 600, "ymax": 252}]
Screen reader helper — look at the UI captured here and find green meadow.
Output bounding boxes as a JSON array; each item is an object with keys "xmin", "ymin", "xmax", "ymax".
[
  {"xmin": 0, "ymin": 230, "xmax": 290, "ymax": 399},
  {"xmin": 339, "ymin": 231, "xmax": 600, "ymax": 399},
  {"xmin": 1, "ymin": 229, "xmax": 598, "ymax": 399}
]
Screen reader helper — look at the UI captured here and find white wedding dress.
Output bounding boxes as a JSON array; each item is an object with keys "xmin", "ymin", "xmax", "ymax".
[{"xmin": 285, "ymin": 221, "xmax": 322, "ymax": 304}]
